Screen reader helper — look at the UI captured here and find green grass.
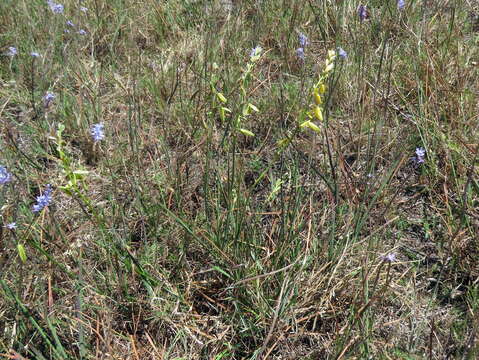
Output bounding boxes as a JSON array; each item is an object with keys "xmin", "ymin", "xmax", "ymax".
[{"xmin": 1, "ymin": 0, "xmax": 478, "ymax": 358}]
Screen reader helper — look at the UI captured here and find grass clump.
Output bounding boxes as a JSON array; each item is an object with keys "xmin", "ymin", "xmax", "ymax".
[{"xmin": 0, "ymin": 0, "xmax": 478, "ymax": 359}]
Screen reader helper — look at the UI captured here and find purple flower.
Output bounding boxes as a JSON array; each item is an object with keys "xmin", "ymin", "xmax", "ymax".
[
  {"xmin": 47, "ymin": 1, "xmax": 64, "ymax": 14},
  {"xmin": 413, "ymin": 147, "xmax": 426, "ymax": 164},
  {"xmin": 80, "ymin": 6, "xmax": 88, "ymax": 12},
  {"xmin": 91, "ymin": 123, "xmax": 105, "ymax": 142},
  {"xmin": 0, "ymin": 166, "xmax": 12, "ymax": 185},
  {"xmin": 43, "ymin": 92, "xmax": 56, "ymax": 107},
  {"xmin": 296, "ymin": 47, "xmax": 305, "ymax": 61},
  {"xmin": 249, "ymin": 46, "xmax": 262, "ymax": 59},
  {"xmin": 337, "ymin": 47, "xmax": 347, "ymax": 59},
  {"xmin": 66, "ymin": 20, "xmax": 75, "ymax": 27},
  {"xmin": 5, "ymin": 222, "xmax": 17, "ymax": 230},
  {"xmin": 397, "ymin": 0, "xmax": 405, "ymax": 10},
  {"xmin": 298, "ymin": 33, "xmax": 309, "ymax": 48},
  {"xmin": 7, "ymin": 47, "xmax": 17, "ymax": 57},
  {"xmin": 31, "ymin": 51, "xmax": 40, "ymax": 57},
  {"xmin": 358, "ymin": 4, "xmax": 368, "ymax": 21},
  {"xmin": 383, "ymin": 253, "xmax": 396, "ymax": 262},
  {"xmin": 32, "ymin": 184, "xmax": 53, "ymax": 213},
  {"xmin": 77, "ymin": 29, "xmax": 87, "ymax": 35}
]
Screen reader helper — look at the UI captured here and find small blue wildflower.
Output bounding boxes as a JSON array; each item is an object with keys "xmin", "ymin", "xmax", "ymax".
[
  {"xmin": 32, "ymin": 184, "xmax": 53, "ymax": 213},
  {"xmin": 47, "ymin": 1, "xmax": 64, "ymax": 14},
  {"xmin": 397, "ymin": 0, "xmax": 405, "ymax": 10},
  {"xmin": 0, "ymin": 166, "xmax": 12, "ymax": 185},
  {"xmin": 337, "ymin": 47, "xmax": 347, "ymax": 59},
  {"xmin": 66, "ymin": 20, "xmax": 75, "ymax": 27},
  {"xmin": 296, "ymin": 47, "xmax": 305, "ymax": 61},
  {"xmin": 31, "ymin": 51, "xmax": 40, "ymax": 57},
  {"xmin": 80, "ymin": 6, "xmax": 88, "ymax": 12},
  {"xmin": 7, "ymin": 47, "xmax": 17, "ymax": 57},
  {"xmin": 43, "ymin": 92, "xmax": 56, "ymax": 107},
  {"xmin": 91, "ymin": 123, "xmax": 105, "ymax": 142},
  {"xmin": 5, "ymin": 222, "xmax": 17, "ymax": 230},
  {"xmin": 358, "ymin": 4, "xmax": 368, "ymax": 21},
  {"xmin": 78, "ymin": 29, "xmax": 87, "ymax": 35},
  {"xmin": 298, "ymin": 33, "xmax": 309, "ymax": 48},
  {"xmin": 249, "ymin": 46, "xmax": 262, "ymax": 59},
  {"xmin": 414, "ymin": 147, "xmax": 425, "ymax": 164},
  {"xmin": 383, "ymin": 253, "xmax": 397, "ymax": 262}
]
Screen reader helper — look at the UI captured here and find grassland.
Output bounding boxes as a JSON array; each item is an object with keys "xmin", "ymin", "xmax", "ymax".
[{"xmin": 0, "ymin": 0, "xmax": 478, "ymax": 358}]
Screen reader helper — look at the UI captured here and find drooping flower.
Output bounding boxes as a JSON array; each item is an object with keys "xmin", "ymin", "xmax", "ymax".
[
  {"xmin": 7, "ymin": 47, "xmax": 17, "ymax": 57},
  {"xmin": 78, "ymin": 29, "xmax": 87, "ymax": 35},
  {"xmin": 298, "ymin": 33, "xmax": 309, "ymax": 48},
  {"xmin": 90, "ymin": 123, "xmax": 105, "ymax": 142},
  {"xmin": 397, "ymin": 0, "xmax": 405, "ymax": 10},
  {"xmin": 337, "ymin": 47, "xmax": 347, "ymax": 59},
  {"xmin": 0, "ymin": 166, "xmax": 12, "ymax": 185},
  {"xmin": 32, "ymin": 184, "xmax": 53, "ymax": 213},
  {"xmin": 296, "ymin": 47, "xmax": 305, "ymax": 61},
  {"xmin": 66, "ymin": 20, "xmax": 75, "ymax": 27},
  {"xmin": 80, "ymin": 6, "xmax": 88, "ymax": 12},
  {"xmin": 30, "ymin": 51, "xmax": 40, "ymax": 57},
  {"xmin": 43, "ymin": 92, "xmax": 56, "ymax": 107},
  {"xmin": 358, "ymin": 4, "xmax": 368, "ymax": 21}
]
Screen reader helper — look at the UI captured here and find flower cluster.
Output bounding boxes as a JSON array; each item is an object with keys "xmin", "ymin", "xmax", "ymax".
[
  {"xmin": 397, "ymin": 0, "xmax": 405, "ymax": 10},
  {"xmin": 296, "ymin": 32, "xmax": 308, "ymax": 61},
  {"xmin": 32, "ymin": 184, "xmax": 53, "ymax": 213},
  {"xmin": 412, "ymin": 147, "xmax": 426, "ymax": 165},
  {"xmin": 91, "ymin": 123, "xmax": 105, "ymax": 142},
  {"xmin": 300, "ymin": 49, "xmax": 338, "ymax": 133},
  {"xmin": 0, "ymin": 166, "xmax": 12, "ymax": 185},
  {"xmin": 43, "ymin": 92, "xmax": 56, "ymax": 107},
  {"xmin": 358, "ymin": 4, "xmax": 368, "ymax": 22},
  {"xmin": 249, "ymin": 46, "xmax": 262, "ymax": 61},
  {"xmin": 47, "ymin": 0, "xmax": 64, "ymax": 14}
]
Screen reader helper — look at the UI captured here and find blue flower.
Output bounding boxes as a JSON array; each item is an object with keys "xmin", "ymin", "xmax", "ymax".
[
  {"xmin": 0, "ymin": 166, "xmax": 12, "ymax": 185},
  {"xmin": 337, "ymin": 47, "xmax": 347, "ymax": 59},
  {"xmin": 47, "ymin": 1, "xmax": 64, "ymax": 14},
  {"xmin": 358, "ymin": 4, "xmax": 368, "ymax": 21},
  {"xmin": 412, "ymin": 147, "xmax": 426, "ymax": 165},
  {"xmin": 30, "ymin": 51, "xmax": 40, "ymax": 57},
  {"xmin": 43, "ymin": 92, "xmax": 56, "ymax": 107},
  {"xmin": 382, "ymin": 253, "xmax": 397, "ymax": 262},
  {"xmin": 397, "ymin": 0, "xmax": 405, "ymax": 10},
  {"xmin": 80, "ymin": 6, "xmax": 88, "ymax": 12},
  {"xmin": 78, "ymin": 29, "xmax": 87, "ymax": 35},
  {"xmin": 298, "ymin": 33, "xmax": 309, "ymax": 48},
  {"xmin": 66, "ymin": 20, "xmax": 75, "ymax": 27},
  {"xmin": 33, "ymin": 184, "xmax": 53, "ymax": 213},
  {"xmin": 7, "ymin": 47, "xmax": 17, "ymax": 57},
  {"xmin": 249, "ymin": 46, "xmax": 262, "ymax": 59},
  {"xmin": 5, "ymin": 222, "xmax": 17, "ymax": 230},
  {"xmin": 296, "ymin": 47, "xmax": 305, "ymax": 61},
  {"xmin": 91, "ymin": 123, "xmax": 105, "ymax": 142}
]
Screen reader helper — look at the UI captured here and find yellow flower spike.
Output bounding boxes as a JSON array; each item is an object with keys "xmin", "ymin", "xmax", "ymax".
[
  {"xmin": 239, "ymin": 128, "xmax": 255, "ymax": 137},
  {"xmin": 216, "ymin": 92, "xmax": 227, "ymax": 103},
  {"xmin": 313, "ymin": 106, "xmax": 323, "ymax": 121},
  {"xmin": 319, "ymin": 83, "xmax": 327, "ymax": 94},
  {"xmin": 305, "ymin": 121, "xmax": 321, "ymax": 134},
  {"xmin": 313, "ymin": 89, "xmax": 322, "ymax": 105},
  {"xmin": 328, "ymin": 49, "xmax": 336, "ymax": 60},
  {"xmin": 300, "ymin": 120, "xmax": 311, "ymax": 128},
  {"xmin": 325, "ymin": 62, "xmax": 334, "ymax": 73}
]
